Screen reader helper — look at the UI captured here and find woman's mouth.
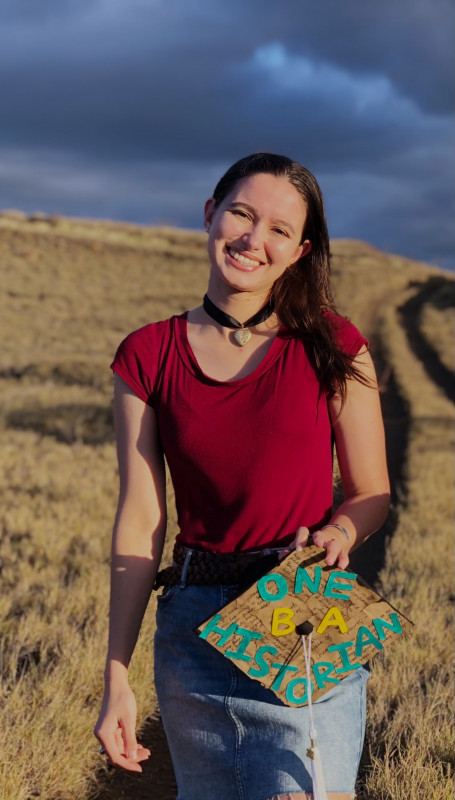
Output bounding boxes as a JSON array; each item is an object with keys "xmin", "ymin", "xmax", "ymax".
[{"xmin": 226, "ymin": 246, "xmax": 262, "ymax": 269}]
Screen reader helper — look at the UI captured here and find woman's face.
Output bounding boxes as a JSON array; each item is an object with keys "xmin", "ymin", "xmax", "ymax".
[{"xmin": 204, "ymin": 173, "xmax": 311, "ymax": 296}]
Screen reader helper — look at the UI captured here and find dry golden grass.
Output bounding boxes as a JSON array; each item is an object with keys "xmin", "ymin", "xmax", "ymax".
[
  {"xmin": 0, "ymin": 213, "xmax": 453, "ymax": 800},
  {"xmin": 358, "ymin": 292, "xmax": 454, "ymax": 800}
]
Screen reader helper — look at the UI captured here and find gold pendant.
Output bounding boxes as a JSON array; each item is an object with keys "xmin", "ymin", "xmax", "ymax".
[{"xmin": 234, "ymin": 328, "xmax": 251, "ymax": 346}]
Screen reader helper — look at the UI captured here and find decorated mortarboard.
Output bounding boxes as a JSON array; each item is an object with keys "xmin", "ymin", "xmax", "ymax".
[{"xmin": 195, "ymin": 545, "xmax": 413, "ymax": 707}]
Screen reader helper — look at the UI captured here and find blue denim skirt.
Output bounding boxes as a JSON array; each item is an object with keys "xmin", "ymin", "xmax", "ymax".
[{"xmin": 154, "ymin": 583, "xmax": 368, "ymax": 800}]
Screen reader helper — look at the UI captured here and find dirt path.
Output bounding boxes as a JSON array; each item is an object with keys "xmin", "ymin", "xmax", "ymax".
[{"xmin": 398, "ymin": 275, "xmax": 455, "ymax": 404}]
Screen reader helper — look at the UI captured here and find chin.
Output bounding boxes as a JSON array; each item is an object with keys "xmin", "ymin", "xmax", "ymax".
[{"xmin": 218, "ymin": 265, "xmax": 261, "ymax": 287}]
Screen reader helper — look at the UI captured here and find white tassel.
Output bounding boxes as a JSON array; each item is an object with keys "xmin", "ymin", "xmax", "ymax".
[
  {"xmin": 302, "ymin": 633, "xmax": 329, "ymax": 800},
  {"xmin": 308, "ymin": 732, "xmax": 328, "ymax": 800}
]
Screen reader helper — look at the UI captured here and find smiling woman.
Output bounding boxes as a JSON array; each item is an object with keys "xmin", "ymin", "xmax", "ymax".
[
  {"xmin": 204, "ymin": 172, "xmax": 310, "ymax": 292},
  {"xmin": 94, "ymin": 153, "xmax": 390, "ymax": 800}
]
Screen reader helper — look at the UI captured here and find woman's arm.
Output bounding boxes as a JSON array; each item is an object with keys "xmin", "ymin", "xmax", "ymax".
[
  {"xmin": 291, "ymin": 348, "xmax": 390, "ymax": 568},
  {"xmin": 94, "ymin": 374, "xmax": 167, "ymax": 771}
]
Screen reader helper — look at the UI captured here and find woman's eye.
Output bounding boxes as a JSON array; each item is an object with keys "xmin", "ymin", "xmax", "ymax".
[
  {"xmin": 231, "ymin": 209, "xmax": 249, "ymax": 219},
  {"xmin": 273, "ymin": 228, "xmax": 287, "ymax": 236}
]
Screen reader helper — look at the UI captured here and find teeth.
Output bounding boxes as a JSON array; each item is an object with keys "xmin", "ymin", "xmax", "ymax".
[{"xmin": 228, "ymin": 247, "xmax": 261, "ymax": 267}]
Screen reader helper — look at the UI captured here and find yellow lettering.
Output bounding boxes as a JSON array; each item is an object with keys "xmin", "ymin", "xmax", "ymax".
[
  {"xmin": 316, "ymin": 606, "xmax": 348, "ymax": 635},
  {"xmin": 271, "ymin": 607, "xmax": 296, "ymax": 636}
]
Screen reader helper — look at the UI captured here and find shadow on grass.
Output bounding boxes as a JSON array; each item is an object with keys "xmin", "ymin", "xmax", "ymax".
[
  {"xmin": 7, "ymin": 403, "xmax": 114, "ymax": 445},
  {"xmin": 349, "ymin": 332, "xmax": 410, "ymax": 586}
]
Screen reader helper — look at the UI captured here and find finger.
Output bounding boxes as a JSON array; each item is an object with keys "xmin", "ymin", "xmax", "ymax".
[
  {"xmin": 278, "ymin": 526, "xmax": 310, "ymax": 561},
  {"xmin": 294, "ymin": 526, "xmax": 310, "ymax": 551},
  {"xmin": 115, "ymin": 726, "xmax": 125, "ymax": 753},
  {"xmin": 337, "ymin": 549, "xmax": 350, "ymax": 569},
  {"xmin": 98, "ymin": 731, "xmax": 144, "ymax": 773},
  {"xmin": 324, "ymin": 538, "xmax": 350, "ymax": 568},
  {"xmin": 113, "ymin": 753, "xmax": 144, "ymax": 772},
  {"xmin": 323, "ymin": 538, "xmax": 341, "ymax": 566},
  {"xmin": 121, "ymin": 716, "xmax": 139, "ymax": 762},
  {"xmin": 117, "ymin": 732, "xmax": 150, "ymax": 762},
  {"xmin": 136, "ymin": 744, "xmax": 151, "ymax": 762},
  {"xmin": 311, "ymin": 530, "xmax": 327, "ymax": 550},
  {"xmin": 312, "ymin": 529, "xmax": 347, "ymax": 562}
]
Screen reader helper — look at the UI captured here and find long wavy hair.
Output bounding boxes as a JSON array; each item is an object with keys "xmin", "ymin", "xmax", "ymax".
[{"xmin": 212, "ymin": 152, "xmax": 367, "ymax": 401}]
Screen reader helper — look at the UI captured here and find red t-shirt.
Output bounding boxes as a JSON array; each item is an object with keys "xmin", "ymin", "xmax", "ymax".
[{"xmin": 111, "ymin": 313, "xmax": 368, "ymax": 553}]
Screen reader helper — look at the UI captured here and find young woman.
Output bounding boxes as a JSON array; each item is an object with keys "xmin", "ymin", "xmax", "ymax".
[{"xmin": 94, "ymin": 153, "xmax": 390, "ymax": 800}]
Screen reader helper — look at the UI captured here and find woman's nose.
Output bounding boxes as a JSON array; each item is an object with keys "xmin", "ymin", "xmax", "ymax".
[{"xmin": 241, "ymin": 224, "xmax": 263, "ymax": 250}]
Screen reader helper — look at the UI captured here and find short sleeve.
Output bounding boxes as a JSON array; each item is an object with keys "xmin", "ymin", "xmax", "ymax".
[
  {"xmin": 326, "ymin": 312, "xmax": 369, "ymax": 356},
  {"xmin": 110, "ymin": 321, "xmax": 170, "ymax": 406}
]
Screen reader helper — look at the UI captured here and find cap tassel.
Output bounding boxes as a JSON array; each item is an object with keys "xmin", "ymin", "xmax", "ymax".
[
  {"xmin": 307, "ymin": 732, "xmax": 328, "ymax": 800},
  {"xmin": 302, "ymin": 632, "xmax": 329, "ymax": 800}
]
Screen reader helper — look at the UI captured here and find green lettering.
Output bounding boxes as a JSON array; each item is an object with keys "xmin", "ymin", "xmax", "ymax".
[
  {"xmin": 372, "ymin": 612, "xmax": 403, "ymax": 641},
  {"xmin": 225, "ymin": 627, "xmax": 263, "ymax": 663},
  {"xmin": 312, "ymin": 661, "xmax": 340, "ymax": 689},
  {"xmin": 285, "ymin": 677, "xmax": 312, "ymax": 705},
  {"xmin": 294, "ymin": 565, "xmax": 322, "ymax": 595},
  {"xmin": 199, "ymin": 615, "xmax": 238, "ymax": 646},
  {"xmin": 248, "ymin": 644, "xmax": 279, "ymax": 678},
  {"xmin": 270, "ymin": 662, "xmax": 298, "ymax": 690},
  {"xmin": 355, "ymin": 625, "xmax": 383, "ymax": 658},
  {"xmin": 257, "ymin": 573, "xmax": 289, "ymax": 602},
  {"xmin": 324, "ymin": 571, "xmax": 357, "ymax": 600},
  {"xmin": 327, "ymin": 641, "xmax": 362, "ymax": 674}
]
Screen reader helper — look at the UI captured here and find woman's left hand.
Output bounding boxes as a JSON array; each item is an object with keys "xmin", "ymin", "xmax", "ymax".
[
  {"xmin": 279, "ymin": 525, "xmax": 350, "ymax": 569},
  {"xmin": 312, "ymin": 528, "xmax": 350, "ymax": 569}
]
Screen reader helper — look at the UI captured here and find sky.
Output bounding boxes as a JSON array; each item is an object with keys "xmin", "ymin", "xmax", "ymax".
[{"xmin": 1, "ymin": 0, "xmax": 454, "ymax": 269}]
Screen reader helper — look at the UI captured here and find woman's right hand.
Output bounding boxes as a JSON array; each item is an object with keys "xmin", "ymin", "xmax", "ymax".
[{"xmin": 94, "ymin": 681, "xmax": 150, "ymax": 772}]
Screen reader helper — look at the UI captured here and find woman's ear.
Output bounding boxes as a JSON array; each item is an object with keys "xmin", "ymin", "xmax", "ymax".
[
  {"xmin": 290, "ymin": 239, "xmax": 312, "ymax": 265},
  {"xmin": 204, "ymin": 197, "xmax": 216, "ymax": 230},
  {"xmin": 300, "ymin": 239, "xmax": 312, "ymax": 258}
]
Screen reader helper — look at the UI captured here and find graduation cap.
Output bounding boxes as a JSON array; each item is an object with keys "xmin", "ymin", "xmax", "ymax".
[{"xmin": 196, "ymin": 545, "xmax": 413, "ymax": 707}]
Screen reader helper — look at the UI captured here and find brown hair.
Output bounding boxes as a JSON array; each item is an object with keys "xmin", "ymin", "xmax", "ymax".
[{"xmin": 212, "ymin": 153, "xmax": 368, "ymax": 401}]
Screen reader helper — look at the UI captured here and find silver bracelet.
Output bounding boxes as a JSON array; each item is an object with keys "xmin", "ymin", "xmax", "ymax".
[{"xmin": 321, "ymin": 523, "xmax": 350, "ymax": 543}]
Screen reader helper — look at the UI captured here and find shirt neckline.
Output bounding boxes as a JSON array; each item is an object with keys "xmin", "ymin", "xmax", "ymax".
[{"xmin": 174, "ymin": 312, "xmax": 289, "ymax": 386}]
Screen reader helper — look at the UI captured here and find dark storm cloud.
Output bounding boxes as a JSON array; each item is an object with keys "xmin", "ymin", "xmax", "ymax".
[
  {"xmin": 274, "ymin": 0, "xmax": 454, "ymax": 116},
  {"xmin": 0, "ymin": 0, "xmax": 453, "ymax": 267},
  {"xmin": 0, "ymin": 0, "xmax": 91, "ymax": 22},
  {"xmin": 1, "ymin": 23, "xmax": 450, "ymax": 166}
]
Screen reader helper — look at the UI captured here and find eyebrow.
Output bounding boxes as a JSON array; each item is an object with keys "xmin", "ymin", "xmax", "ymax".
[{"xmin": 228, "ymin": 202, "xmax": 298, "ymax": 236}]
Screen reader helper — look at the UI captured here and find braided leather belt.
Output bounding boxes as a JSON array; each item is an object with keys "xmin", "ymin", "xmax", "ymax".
[{"xmin": 154, "ymin": 542, "xmax": 283, "ymax": 589}]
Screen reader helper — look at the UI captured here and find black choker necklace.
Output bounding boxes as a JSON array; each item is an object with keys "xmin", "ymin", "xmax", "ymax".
[{"xmin": 203, "ymin": 294, "xmax": 274, "ymax": 346}]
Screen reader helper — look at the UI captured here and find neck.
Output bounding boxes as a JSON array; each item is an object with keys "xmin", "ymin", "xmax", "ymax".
[{"xmin": 206, "ymin": 278, "xmax": 272, "ymax": 324}]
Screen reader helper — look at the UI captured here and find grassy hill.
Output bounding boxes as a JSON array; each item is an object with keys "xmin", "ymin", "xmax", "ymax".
[{"xmin": 0, "ymin": 212, "xmax": 453, "ymax": 800}]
